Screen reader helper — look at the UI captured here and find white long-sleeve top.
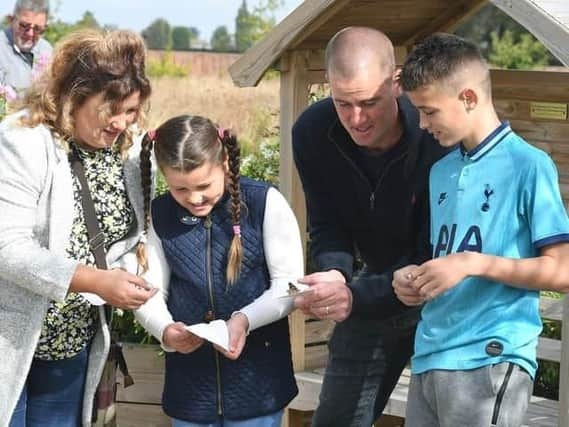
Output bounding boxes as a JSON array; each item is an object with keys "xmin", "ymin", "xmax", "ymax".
[{"xmin": 135, "ymin": 187, "xmax": 304, "ymax": 344}]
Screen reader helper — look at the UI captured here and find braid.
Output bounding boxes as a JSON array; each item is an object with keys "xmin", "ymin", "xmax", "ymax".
[
  {"xmin": 136, "ymin": 132, "xmax": 154, "ymax": 274},
  {"xmin": 221, "ymin": 129, "xmax": 243, "ymax": 284}
]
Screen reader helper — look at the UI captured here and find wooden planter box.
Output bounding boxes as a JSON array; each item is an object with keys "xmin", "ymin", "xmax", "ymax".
[{"xmin": 116, "ymin": 344, "xmax": 169, "ymax": 426}]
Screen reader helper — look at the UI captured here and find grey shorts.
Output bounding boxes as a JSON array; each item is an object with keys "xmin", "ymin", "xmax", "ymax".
[{"xmin": 405, "ymin": 363, "xmax": 533, "ymax": 427}]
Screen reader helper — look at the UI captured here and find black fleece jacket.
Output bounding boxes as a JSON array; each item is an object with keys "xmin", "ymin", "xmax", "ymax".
[{"xmin": 292, "ymin": 96, "xmax": 448, "ymax": 319}]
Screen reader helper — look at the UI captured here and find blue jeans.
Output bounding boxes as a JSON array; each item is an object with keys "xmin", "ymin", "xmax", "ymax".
[
  {"xmin": 312, "ymin": 308, "xmax": 419, "ymax": 427},
  {"xmin": 172, "ymin": 410, "xmax": 283, "ymax": 427},
  {"xmin": 9, "ymin": 346, "xmax": 89, "ymax": 427}
]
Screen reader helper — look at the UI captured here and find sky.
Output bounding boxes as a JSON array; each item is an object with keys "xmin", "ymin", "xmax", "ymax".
[{"xmin": 45, "ymin": 0, "xmax": 305, "ymax": 42}]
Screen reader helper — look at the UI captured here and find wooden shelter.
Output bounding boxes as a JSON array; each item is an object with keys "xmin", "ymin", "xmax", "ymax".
[{"xmin": 230, "ymin": 1, "xmax": 569, "ymax": 426}]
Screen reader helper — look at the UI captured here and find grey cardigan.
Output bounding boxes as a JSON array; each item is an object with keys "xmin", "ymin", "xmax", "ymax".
[{"xmin": 0, "ymin": 112, "xmax": 148, "ymax": 426}]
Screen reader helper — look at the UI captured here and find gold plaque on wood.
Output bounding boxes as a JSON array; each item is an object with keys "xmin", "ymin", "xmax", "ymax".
[{"xmin": 529, "ymin": 102, "xmax": 568, "ymax": 120}]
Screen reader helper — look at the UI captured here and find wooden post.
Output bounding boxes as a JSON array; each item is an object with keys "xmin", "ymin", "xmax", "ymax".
[
  {"xmin": 280, "ymin": 50, "xmax": 313, "ymax": 427},
  {"xmin": 280, "ymin": 50, "xmax": 312, "ymax": 373},
  {"xmin": 559, "ymin": 295, "xmax": 569, "ymax": 426},
  {"xmin": 394, "ymin": 46, "xmax": 408, "ymax": 67}
]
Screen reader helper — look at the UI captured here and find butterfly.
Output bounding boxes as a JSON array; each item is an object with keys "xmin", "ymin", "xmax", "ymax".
[{"xmin": 287, "ymin": 282, "xmax": 300, "ymax": 295}]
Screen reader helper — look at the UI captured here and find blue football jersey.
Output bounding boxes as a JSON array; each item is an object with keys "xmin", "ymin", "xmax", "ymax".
[{"xmin": 413, "ymin": 122, "xmax": 569, "ymax": 378}]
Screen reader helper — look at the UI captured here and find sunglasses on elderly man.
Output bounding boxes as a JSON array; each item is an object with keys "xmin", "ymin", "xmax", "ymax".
[{"xmin": 17, "ymin": 21, "xmax": 48, "ymax": 35}]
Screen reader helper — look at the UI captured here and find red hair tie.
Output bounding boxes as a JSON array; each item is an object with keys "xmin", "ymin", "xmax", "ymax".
[
  {"xmin": 148, "ymin": 129, "xmax": 156, "ymax": 141},
  {"xmin": 233, "ymin": 225, "xmax": 241, "ymax": 236}
]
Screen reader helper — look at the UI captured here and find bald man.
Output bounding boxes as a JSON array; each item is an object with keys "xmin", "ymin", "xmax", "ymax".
[{"xmin": 292, "ymin": 27, "xmax": 447, "ymax": 426}]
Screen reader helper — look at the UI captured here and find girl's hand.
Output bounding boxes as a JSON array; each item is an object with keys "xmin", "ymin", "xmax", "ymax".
[
  {"xmin": 216, "ymin": 313, "xmax": 249, "ymax": 360},
  {"xmin": 163, "ymin": 322, "xmax": 204, "ymax": 353}
]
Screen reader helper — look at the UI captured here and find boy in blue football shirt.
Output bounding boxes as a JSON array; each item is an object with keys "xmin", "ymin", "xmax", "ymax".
[{"xmin": 394, "ymin": 33, "xmax": 569, "ymax": 427}]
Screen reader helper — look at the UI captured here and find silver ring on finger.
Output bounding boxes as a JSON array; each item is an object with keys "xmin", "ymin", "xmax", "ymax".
[{"xmin": 325, "ymin": 306, "xmax": 330, "ymax": 315}]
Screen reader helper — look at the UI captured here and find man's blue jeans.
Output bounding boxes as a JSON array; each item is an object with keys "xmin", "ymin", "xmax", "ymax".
[
  {"xmin": 311, "ymin": 308, "xmax": 419, "ymax": 427},
  {"xmin": 9, "ymin": 346, "xmax": 89, "ymax": 427}
]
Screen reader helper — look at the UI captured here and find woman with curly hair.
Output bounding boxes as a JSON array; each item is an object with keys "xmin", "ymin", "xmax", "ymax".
[{"xmin": 0, "ymin": 29, "xmax": 155, "ymax": 427}]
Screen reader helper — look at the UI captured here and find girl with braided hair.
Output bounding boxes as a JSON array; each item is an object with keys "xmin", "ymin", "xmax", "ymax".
[{"xmin": 134, "ymin": 115, "xmax": 303, "ymax": 427}]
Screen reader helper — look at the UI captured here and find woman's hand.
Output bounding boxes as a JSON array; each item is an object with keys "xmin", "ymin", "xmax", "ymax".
[
  {"xmin": 216, "ymin": 313, "xmax": 249, "ymax": 360},
  {"xmin": 71, "ymin": 266, "xmax": 156, "ymax": 310},
  {"xmin": 163, "ymin": 322, "xmax": 204, "ymax": 353},
  {"xmin": 97, "ymin": 269, "xmax": 157, "ymax": 309}
]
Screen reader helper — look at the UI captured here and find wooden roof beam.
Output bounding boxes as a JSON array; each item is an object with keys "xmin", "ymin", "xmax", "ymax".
[
  {"xmin": 229, "ymin": 0, "xmax": 350, "ymax": 88},
  {"xmin": 401, "ymin": 0, "xmax": 487, "ymax": 48}
]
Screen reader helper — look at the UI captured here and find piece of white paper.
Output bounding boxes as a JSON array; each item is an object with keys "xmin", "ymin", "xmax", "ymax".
[
  {"xmin": 80, "ymin": 292, "xmax": 106, "ymax": 306},
  {"xmin": 186, "ymin": 319, "xmax": 229, "ymax": 351},
  {"xmin": 278, "ymin": 282, "xmax": 313, "ymax": 299}
]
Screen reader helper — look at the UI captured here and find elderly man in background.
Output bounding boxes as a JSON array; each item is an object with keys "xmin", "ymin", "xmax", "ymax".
[{"xmin": 0, "ymin": 0, "xmax": 52, "ymax": 96}]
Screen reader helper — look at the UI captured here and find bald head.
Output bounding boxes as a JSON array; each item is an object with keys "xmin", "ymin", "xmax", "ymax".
[{"xmin": 325, "ymin": 27, "xmax": 395, "ymax": 80}]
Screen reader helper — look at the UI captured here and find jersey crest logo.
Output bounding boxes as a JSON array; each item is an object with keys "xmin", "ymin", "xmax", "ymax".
[
  {"xmin": 481, "ymin": 184, "xmax": 494, "ymax": 212},
  {"xmin": 438, "ymin": 192, "xmax": 448, "ymax": 205}
]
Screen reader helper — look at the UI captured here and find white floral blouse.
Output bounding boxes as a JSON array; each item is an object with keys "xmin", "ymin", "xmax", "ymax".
[{"xmin": 34, "ymin": 142, "xmax": 134, "ymax": 360}]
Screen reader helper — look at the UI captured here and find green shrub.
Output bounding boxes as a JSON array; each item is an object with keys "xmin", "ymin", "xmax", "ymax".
[
  {"xmin": 239, "ymin": 107, "xmax": 278, "ymax": 156},
  {"xmin": 113, "ymin": 309, "xmax": 158, "ymax": 344},
  {"xmin": 534, "ymin": 291, "xmax": 563, "ymax": 399},
  {"xmin": 147, "ymin": 52, "xmax": 189, "ymax": 78},
  {"xmin": 489, "ymin": 30, "xmax": 549, "ymax": 69},
  {"xmin": 155, "ymin": 170, "xmax": 168, "ymax": 196},
  {"xmin": 241, "ymin": 137, "xmax": 280, "ymax": 185}
]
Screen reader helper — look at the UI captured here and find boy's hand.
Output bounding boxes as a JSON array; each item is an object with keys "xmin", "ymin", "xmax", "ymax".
[
  {"xmin": 216, "ymin": 313, "xmax": 249, "ymax": 360},
  {"xmin": 163, "ymin": 322, "xmax": 204, "ymax": 354},
  {"xmin": 412, "ymin": 252, "xmax": 475, "ymax": 300},
  {"xmin": 393, "ymin": 265, "xmax": 425, "ymax": 306}
]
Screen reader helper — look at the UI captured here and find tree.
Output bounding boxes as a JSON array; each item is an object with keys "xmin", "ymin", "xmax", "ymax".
[
  {"xmin": 43, "ymin": 19, "xmax": 73, "ymax": 45},
  {"xmin": 74, "ymin": 11, "xmax": 100, "ymax": 30},
  {"xmin": 188, "ymin": 27, "xmax": 200, "ymax": 42},
  {"xmin": 210, "ymin": 26, "xmax": 233, "ymax": 52},
  {"xmin": 235, "ymin": 0, "xmax": 284, "ymax": 52},
  {"xmin": 172, "ymin": 26, "xmax": 192, "ymax": 51},
  {"xmin": 235, "ymin": 0, "xmax": 253, "ymax": 52},
  {"xmin": 141, "ymin": 18, "xmax": 171, "ymax": 50},
  {"xmin": 454, "ymin": 4, "xmax": 522, "ymax": 58},
  {"xmin": 454, "ymin": 3, "xmax": 559, "ymax": 67},
  {"xmin": 489, "ymin": 30, "xmax": 549, "ymax": 69}
]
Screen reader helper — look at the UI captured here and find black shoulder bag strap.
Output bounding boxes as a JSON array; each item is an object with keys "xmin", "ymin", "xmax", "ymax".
[
  {"xmin": 68, "ymin": 149, "xmax": 134, "ymax": 390},
  {"xmin": 68, "ymin": 150, "xmax": 108, "ymax": 270}
]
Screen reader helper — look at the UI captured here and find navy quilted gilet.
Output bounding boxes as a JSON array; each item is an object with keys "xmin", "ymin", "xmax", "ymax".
[{"xmin": 151, "ymin": 177, "xmax": 297, "ymax": 422}]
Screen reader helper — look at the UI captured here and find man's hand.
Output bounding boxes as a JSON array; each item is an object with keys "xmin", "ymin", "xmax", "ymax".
[
  {"xmin": 393, "ymin": 264, "xmax": 424, "ymax": 306},
  {"xmin": 163, "ymin": 322, "xmax": 204, "ymax": 354},
  {"xmin": 216, "ymin": 313, "xmax": 249, "ymax": 360},
  {"xmin": 411, "ymin": 252, "xmax": 475, "ymax": 300},
  {"xmin": 294, "ymin": 270, "xmax": 352, "ymax": 322}
]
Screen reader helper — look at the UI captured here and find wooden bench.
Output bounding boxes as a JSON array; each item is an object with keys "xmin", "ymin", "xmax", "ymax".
[{"xmin": 286, "ymin": 296, "xmax": 565, "ymax": 427}]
